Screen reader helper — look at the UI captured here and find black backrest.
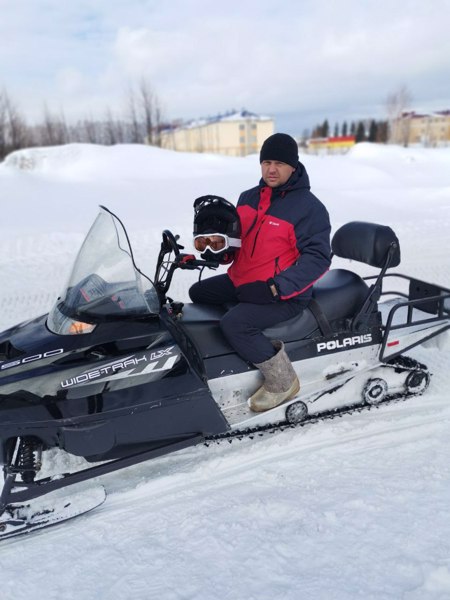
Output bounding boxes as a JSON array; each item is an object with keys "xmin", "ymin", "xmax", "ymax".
[{"xmin": 332, "ymin": 221, "xmax": 401, "ymax": 269}]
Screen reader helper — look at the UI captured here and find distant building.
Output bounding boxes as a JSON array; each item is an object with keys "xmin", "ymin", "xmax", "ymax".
[
  {"xmin": 306, "ymin": 135, "xmax": 356, "ymax": 155},
  {"xmin": 391, "ymin": 110, "xmax": 450, "ymax": 147},
  {"xmin": 160, "ymin": 110, "xmax": 274, "ymax": 156}
]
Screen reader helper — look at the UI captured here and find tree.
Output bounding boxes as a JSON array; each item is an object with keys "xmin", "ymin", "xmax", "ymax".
[
  {"xmin": 311, "ymin": 123, "xmax": 320, "ymax": 137},
  {"xmin": 0, "ymin": 91, "xmax": 8, "ymax": 158},
  {"xmin": 376, "ymin": 120, "xmax": 389, "ymax": 143},
  {"xmin": 385, "ymin": 84, "xmax": 413, "ymax": 146},
  {"xmin": 103, "ymin": 108, "xmax": 125, "ymax": 145},
  {"xmin": 125, "ymin": 79, "xmax": 164, "ymax": 145},
  {"xmin": 342, "ymin": 121, "xmax": 348, "ymax": 136},
  {"xmin": 368, "ymin": 120, "xmax": 378, "ymax": 142},
  {"xmin": 139, "ymin": 78, "xmax": 163, "ymax": 146},
  {"xmin": 355, "ymin": 121, "xmax": 366, "ymax": 143},
  {"xmin": 333, "ymin": 123, "xmax": 339, "ymax": 137},
  {"xmin": 0, "ymin": 88, "xmax": 30, "ymax": 159},
  {"xmin": 126, "ymin": 85, "xmax": 141, "ymax": 143},
  {"xmin": 0, "ymin": 78, "xmax": 164, "ymax": 156},
  {"xmin": 39, "ymin": 105, "xmax": 69, "ymax": 146}
]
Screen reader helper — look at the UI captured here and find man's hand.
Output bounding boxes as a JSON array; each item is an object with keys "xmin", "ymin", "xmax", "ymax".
[{"xmin": 236, "ymin": 279, "xmax": 280, "ymax": 304}]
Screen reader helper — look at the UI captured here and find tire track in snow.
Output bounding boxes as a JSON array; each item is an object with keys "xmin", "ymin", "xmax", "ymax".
[{"xmin": 98, "ymin": 388, "xmax": 450, "ymax": 517}]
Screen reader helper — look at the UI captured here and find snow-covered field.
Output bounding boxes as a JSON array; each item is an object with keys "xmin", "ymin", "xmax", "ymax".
[{"xmin": 0, "ymin": 142, "xmax": 449, "ymax": 599}]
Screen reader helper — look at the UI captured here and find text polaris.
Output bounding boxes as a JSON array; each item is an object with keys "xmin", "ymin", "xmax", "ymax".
[{"xmin": 317, "ymin": 334, "xmax": 372, "ymax": 353}]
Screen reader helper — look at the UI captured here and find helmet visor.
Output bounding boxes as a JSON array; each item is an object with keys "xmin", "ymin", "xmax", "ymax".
[{"xmin": 193, "ymin": 234, "xmax": 241, "ymax": 254}]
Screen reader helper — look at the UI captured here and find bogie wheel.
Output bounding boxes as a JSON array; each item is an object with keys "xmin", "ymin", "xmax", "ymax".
[
  {"xmin": 362, "ymin": 378, "xmax": 388, "ymax": 405},
  {"xmin": 405, "ymin": 369, "xmax": 430, "ymax": 395},
  {"xmin": 285, "ymin": 401, "xmax": 308, "ymax": 424}
]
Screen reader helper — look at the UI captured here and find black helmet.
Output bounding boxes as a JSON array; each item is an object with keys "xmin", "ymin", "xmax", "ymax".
[{"xmin": 193, "ymin": 195, "xmax": 241, "ymax": 264}]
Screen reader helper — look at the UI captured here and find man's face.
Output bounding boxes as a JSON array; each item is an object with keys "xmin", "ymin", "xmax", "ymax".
[{"xmin": 261, "ymin": 160, "xmax": 295, "ymax": 188}]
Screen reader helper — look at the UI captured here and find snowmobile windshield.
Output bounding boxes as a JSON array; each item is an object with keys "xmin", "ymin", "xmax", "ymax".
[{"xmin": 47, "ymin": 207, "xmax": 160, "ymax": 334}]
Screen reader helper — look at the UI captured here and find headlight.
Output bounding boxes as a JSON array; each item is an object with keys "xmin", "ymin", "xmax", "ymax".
[{"xmin": 47, "ymin": 308, "xmax": 96, "ymax": 336}]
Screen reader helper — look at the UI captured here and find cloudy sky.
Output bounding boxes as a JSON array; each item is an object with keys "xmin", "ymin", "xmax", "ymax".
[{"xmin": 1, "ymin": 0, "xmax": 449, "ymax": 134}]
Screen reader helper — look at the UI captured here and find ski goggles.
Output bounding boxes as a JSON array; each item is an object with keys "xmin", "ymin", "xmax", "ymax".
[{"xmin": 193, "ymin": 233, "xmax": 241, "ymax": 253}]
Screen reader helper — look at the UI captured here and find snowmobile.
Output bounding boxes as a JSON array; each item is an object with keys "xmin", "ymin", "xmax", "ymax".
[{"xmin": 0, "ymin": 206, "xmax": 449, "ymax": 539}]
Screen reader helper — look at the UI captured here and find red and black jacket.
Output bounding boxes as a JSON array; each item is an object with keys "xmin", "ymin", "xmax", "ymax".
[{"xmin": 228, "ymin": 162, "xmax": 331, "ymax": 300}]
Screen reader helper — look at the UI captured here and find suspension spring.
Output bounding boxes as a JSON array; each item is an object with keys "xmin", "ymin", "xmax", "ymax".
[{"xmin": 18, "ymin": 437, "xmax": 42, "ymax": 484}]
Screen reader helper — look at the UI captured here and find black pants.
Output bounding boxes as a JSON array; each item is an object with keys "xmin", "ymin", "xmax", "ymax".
[{"xmin": 189, "ymin": 274, "xmax": 307, "ymax": 364}]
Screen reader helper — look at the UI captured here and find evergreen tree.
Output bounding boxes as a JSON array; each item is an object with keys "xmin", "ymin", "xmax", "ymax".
[
  {"xmin": 350, "ymin": 121, "xmax": 356, "ymax": 136},
  {"xmin": 334, "ymin": 123, "xmax": 339, "ymax": 137},
  {"xmin": 342, "ymin": 121, "xmax": 348, "ymax": 136},
  {"xmin": 368, "ymin": 120, "xmax": 378, "ymax": 142},
  {"xmin": 355, "ymin": 121, "xmax": 366, "ymax": 143},
  {"xmin": 322, "ymin": 119, "xmax": 329, "ymax": 138}
]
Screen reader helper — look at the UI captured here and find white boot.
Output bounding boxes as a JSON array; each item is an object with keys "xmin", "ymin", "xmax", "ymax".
[{"xmin": 249, "ymin": 341, "xmax": 300, "ymax": 413}]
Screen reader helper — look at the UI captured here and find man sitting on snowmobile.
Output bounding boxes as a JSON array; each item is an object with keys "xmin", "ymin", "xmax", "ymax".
[{"xmin": 190, "ymin": 133, "xmax": 331, "ymax": 412}]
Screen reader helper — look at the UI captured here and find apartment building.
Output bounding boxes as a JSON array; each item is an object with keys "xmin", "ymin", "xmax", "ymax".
[
  {"xmin": 160, "ymin": 110, "xmax": 274, "ymax": 156},
  {"xmin": 392, "ymin": 110, "xmax": 450, "ymax": 146}
]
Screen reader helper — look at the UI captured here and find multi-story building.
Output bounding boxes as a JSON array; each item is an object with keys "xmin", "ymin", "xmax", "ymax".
[
  {"xmin": 391, "ymin": 110, "xmax": 450, "ymax": 146},
  {"xmin": 160, "ymin": 110, "xmax": 274, "ymax": 156}
]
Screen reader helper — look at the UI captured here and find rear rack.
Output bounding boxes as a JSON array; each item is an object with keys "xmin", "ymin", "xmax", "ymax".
[{"xmin": 364, "ymin": 273, "xmax": 450, "ymax": 361}]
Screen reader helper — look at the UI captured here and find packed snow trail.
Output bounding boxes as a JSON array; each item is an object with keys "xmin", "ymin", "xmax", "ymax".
[{"xmin": 1, "ymin": 378, "xmax": 449, "ymax": 600}]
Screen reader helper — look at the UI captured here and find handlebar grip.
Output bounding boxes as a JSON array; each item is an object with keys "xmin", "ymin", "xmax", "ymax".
[
  {"xmin": 200, "ymin": 260, "xmax": 220, "ymax": 268},
  {"xmin": 177, "ymin": 256, "xmax": 219, "ymax": 269}
]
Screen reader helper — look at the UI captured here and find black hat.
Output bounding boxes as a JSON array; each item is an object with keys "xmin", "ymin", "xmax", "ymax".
[{"xmin": 259, "ymin": 133, "xmax": 299, "ymax": 168}]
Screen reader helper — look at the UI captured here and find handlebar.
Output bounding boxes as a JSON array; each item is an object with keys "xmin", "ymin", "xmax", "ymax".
[
  {"xmin": 153, "ymin": 232, "xmax": 219, "ymax": 302},
  {"xmin": 176, "ymin": 254, "xmax": 219, "ymax": 270}
]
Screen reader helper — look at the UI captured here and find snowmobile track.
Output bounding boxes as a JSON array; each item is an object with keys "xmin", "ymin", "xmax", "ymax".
[{"xmin": 204, "ymin": 389, "xmax": 425, "ymax": 447}]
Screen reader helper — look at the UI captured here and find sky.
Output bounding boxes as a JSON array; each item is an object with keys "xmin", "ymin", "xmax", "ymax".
[{"xmin": 1, "ymin": 0, "xmax": 450, "ymax": 135}]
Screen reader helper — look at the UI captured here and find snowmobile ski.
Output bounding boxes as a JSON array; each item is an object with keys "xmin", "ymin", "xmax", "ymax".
[{"xmin": 0, "ymin": 485, "xmax": 106, "ymax": 541}]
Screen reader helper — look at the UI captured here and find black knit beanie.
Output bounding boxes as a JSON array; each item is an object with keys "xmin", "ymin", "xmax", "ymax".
[{"xmin": 259, "ymin": 133, "xmax": 299, "ymax": 168}]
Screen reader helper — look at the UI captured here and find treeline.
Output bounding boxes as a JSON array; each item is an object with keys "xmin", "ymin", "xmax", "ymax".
[
  {"xmin": 311, "ymin": 118, "xmax": 389, "ymax": 143},
  {"xmin": 0, "ymin": 80, "xmax": 165, "ymax": 161}
]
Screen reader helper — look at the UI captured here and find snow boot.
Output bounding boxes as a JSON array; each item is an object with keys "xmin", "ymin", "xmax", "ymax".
[{"xmin": 248, "ymin": 341, "xmax": 300, "ymax": 412}]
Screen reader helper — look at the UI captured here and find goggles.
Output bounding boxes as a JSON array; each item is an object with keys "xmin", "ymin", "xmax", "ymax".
[{"xmin": 193, "ymin": 233, "xmax": 241, "ymax": 254}]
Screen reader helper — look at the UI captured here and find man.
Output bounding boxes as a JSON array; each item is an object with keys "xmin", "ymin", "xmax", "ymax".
[{"xmin": 190, "ymin": 133, "xmax": 331, "ymax": 412}]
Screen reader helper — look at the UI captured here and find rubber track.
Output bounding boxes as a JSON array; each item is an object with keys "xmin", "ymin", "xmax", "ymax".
[{"xmin": 204, "ymin": 356, "xmax": 428, "ymax": 446}]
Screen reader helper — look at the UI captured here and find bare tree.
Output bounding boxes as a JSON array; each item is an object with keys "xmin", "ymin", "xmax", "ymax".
[
  {"xmin": 139, "ymin": 79, "xmax": 154, "ymax": 144},
  {"xmin": 0, "ymin": 88, "xmax": 31, "ymax": 158},
  {"xmin": 127, "ymin": 85, "xmax": 141, "ymax": 143},
  {"xmin": 153, "ymin": 96, "xmax": 163, "ymax": 147},
  {"xmin": 39, "ymin": 105, "xmax": 70, "ymax": 146},
  {"xmin": 80, "ymin": 117, "xmax": 102, "ymax": 144},
  {"xmin": 104, "ymin": 108, "xmax": 122, "ymax": 145},
  {"xmin": 0, "ymin": 91, "xmax": 8, "ymax": 158},
  {"xmin": 0, "ymin": 77, "xmax": 164, "ymax": 157},
  {"xmin": 385, "ymin": 85, "xmax": 413, "ymax": 146}
]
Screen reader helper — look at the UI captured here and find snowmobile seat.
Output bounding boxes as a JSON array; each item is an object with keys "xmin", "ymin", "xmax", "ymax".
[
  {"xmin": 180, "ymin": 268, "xmax": 369, "ymax": 354},
  {"xmin": 264, "ymin": 268, "xmax": 369, "ymax": 342}
]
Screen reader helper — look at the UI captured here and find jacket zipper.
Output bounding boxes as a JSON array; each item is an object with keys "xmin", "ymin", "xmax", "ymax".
[
  {"xmin": 250, "ymin": 219, "xmax": 264, "ymax": 257},
  {"xmin": 274, "ymin": 256, "xmax": 280, "ymax": 275}
]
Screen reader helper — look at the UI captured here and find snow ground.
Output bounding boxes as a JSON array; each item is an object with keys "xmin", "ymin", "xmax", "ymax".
[{"xmin": 0, "ymin": 142, "xmax": 449, "ymax": 600}]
